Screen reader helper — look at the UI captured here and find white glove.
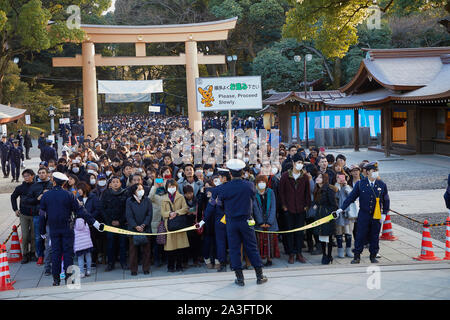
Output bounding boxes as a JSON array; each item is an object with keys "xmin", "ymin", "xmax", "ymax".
[
  {"xmin": 336, "ymin": 209, "xmax": 343, "ymax": 216},
  {"xmin": 41, "ymin": 234, "xmax": 46, "ymax": 240},
  {"xmin": 381, "ymin": 214, "xmax": 386, "ymax": 224},
  {"xmin": 197, "ymin": 220, "xmax": 205, "ymax": 228},
  {"xmin": 93, "ymin": 221, "xmax": 103, "ymax": 231}
]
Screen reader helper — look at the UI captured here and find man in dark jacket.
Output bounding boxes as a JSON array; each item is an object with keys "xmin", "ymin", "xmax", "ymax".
[
  {"xmin": 10, "ymin": 169, "xmax": 36, "ymax": 263},
  {"xmin": 41, "ymin": 140, "xmax": 57, "ymax": 163},
  {"xmin": 23, "ymin": 167, "xmax": 53, "ymax": 265},
  {"xmin": 0, "ymin": 135, "xmax": 10, "ymax": 178},
  {"xmin": 24, "ymin": 130, "xmax": 32, "ymax": 160},
  {"xmin": 8, "ymin": 139, "xmax": 24, "ymax": 182},
  {"xmin": 279, "ymin": 153, "xmax": 311, "ymax": 264},
  {"xmin": 38, "ymin": 132, "xmax": 46, "ymax": 161},
  {"xmin": 101, "ymin": 176, "xmax": 129, "ymax": 271}
]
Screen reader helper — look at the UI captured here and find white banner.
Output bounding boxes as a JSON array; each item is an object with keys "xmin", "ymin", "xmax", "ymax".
[
  {"xmin": 106, "ymin": 93, "xmax": 151, "ymax": 103},
  {"xmin": 148, "ymin": 106, "xmax": 161, "ymax": 112},
  {"xmin": 48, "ymin": 135, "xmax": 55, "ymax": 143},
  {"xmin": 1, "ymin": 125, "xmax": 7, "ymax": 136},
  {"xmin": 98, "ymin": 80, "xmax": 163, "ymax": 94},
  {"xmin": 59, "ymin": 118, "xmax": 70, "ymax": 124},
  {"xmin": 25, "ymin": 115, "xmax": 31, "ymax": 125},
  {"xmin": 196, "ymin": 76, "xmax": 262, "ymax": 111}
]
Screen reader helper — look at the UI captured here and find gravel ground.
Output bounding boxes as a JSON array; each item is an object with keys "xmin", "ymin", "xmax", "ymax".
[
  {"xmin": 391, "ymin": 212, "xmax": 449, "ymax": 243},
  {"xmin": 381, "ymin": 170, "xmax": 448, "ymax": 191}
]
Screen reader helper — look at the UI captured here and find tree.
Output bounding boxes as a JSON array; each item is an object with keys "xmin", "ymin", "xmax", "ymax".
[
  {"xmin": 0, "ymin": 0, "xmax": 112, "ymax": 103},
  {"xmin": 282, "ymin": 0, "xmax": 448, "ymax": 59},
  {"xmin": 251, "ymin": 38, "xmax": 325, "ymax": 93}
]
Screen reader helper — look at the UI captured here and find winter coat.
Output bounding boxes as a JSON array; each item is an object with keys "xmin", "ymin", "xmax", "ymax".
[
  {"xmin": 335, "ymin": 184, "xmax": 359, "ymax": 226},
  {"xmin": 74, "ymin": 218, "xmax": 93, "ymax": 253},
  {"xmin": 78, "ymin": 193, "xmax": 102, "ymax": 220},
  {"xmin": 24, "ymin": 134, "xmax": 32, "ymax": 148},
  {"xmin": 279, "ymin": 169, "xmax": 311, "ymax": 214},
  {"xmin": 22, "ymin": 179, "xmax": 53, "ymax": 216},
  {"xmin": 101, "ymin": 188, "xmax": 128, "ymax": 226},
  {"xmin": 313, "ymin": 184, "xmax": 338, "ymax": 237},
  {"xmin": 177, "ymin": 176, "xmax": 203, "ymax": 196},
  {"xmin": 149, "ymin": 185, "xmax": 164, "ymax": 233},
  {"xmin": 161, "ymin": 192, "xmax": 189, "ymax": 251},
  {"xmin": 253, "ymin": 188, "xmax": 278, "ymax": 231},
  {"xmin": 125, "ymin": 196, "xmax": 153, "ymax": 233},
  {"xmin": 11, "ymin": 182, "xmax": 35, "ymax": 216}
]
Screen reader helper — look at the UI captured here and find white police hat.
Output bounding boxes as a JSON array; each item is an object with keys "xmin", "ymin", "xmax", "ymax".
[
  {"xmin": 226, "ymin": 159, "xmax": 246, "ymax": 171},
  {"xmin": 217, "ymin": 168, "xmax": 230, "ymax": 173},
  {"xmin": 52, "ymin": 172, "xmax": 69, "ymax": 182}
]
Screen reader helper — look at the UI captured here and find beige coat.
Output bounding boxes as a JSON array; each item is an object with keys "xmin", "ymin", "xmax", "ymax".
[
  {"xmin": 161, "ymin": 192, "xmax": 189, "ymax": 251},
  {"xmin": 149, "ymin": 186, "xmax": 163, "ymax": 233}
]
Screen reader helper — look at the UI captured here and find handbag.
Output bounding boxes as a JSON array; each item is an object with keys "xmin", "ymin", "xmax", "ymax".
[
  {"xmin": 166, "ymin": 201, "xmax": 189, "ymax": 231},
  {"xmin": 133, "ymin": 235, "xmax": 149, "ymax": 246},
  {"xmin": 156, "ymin": 220, "xmax": 167, "ymax": 245}
]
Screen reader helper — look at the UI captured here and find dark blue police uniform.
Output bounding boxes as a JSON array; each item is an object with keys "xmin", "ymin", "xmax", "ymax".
[
  {"xmin": 8, "ymin": 144, "xmax": 23, "ymax": 181},
  {"xmin": 203, "ymin": 187, "xmax": 228, "ymax": 267},
  {"xmin": 215, "ymin": 179, "xmax": 263, "ymax": 271},
  {"xmin": 41, "ymin": 144, "xmax": 57, "ymax": 163},
  {"xmin": 341, "ymin": 177, "xmax": 390, "ymax": 258},
  {"xmin": 0, "ymin": 140, "xmax": 10, "ymax": 177},
  {"xmin": 40, "ymin": 185, "xmax": 96, "ymax": 281}
]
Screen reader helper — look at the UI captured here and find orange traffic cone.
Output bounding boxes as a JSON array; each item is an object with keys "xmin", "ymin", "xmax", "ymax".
[
  {"xmin": 413, "ymin": 220, "xmax": 441, "ymax": 261},
  {"xmin": 0, "ymin": 244, "xmax": 15, "ymax": 291},
  {"xmin": 380, "ymin": 213, "xmax": 398, "ymax": 241},
  {"xmin": 443, "ymin": 217, "xmax": 450, "ymax": 260},
  {"xmin": 8, "ymin": 225, "xmax": 22, "ymax": 263}
]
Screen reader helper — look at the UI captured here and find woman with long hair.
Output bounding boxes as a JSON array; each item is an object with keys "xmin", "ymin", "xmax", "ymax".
[{"xmin": 312, "ymin": 173, "xmax": 338, "ymax": 264}]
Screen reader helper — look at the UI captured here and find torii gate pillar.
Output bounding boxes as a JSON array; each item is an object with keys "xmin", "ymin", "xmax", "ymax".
[
  {"xmin": 185, "ymin": 40, "xmax": 202, "ymax": 132},
  {"xmin": 82, "ymin": 42, "xmax": 98, "ymax": 139}
]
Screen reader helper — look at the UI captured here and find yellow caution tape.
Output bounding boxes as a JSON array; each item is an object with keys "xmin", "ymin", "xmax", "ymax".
[
  {"xmin": 100, "ymin": 212, "xmax": 338, "ymax": 236},
  {"xmin": 101, "ymin": 224, "xmax": 197, "ymax": 236},
  {"xmin": 254, "ymin": 212, "xmax": 337, "ymax": 234}
]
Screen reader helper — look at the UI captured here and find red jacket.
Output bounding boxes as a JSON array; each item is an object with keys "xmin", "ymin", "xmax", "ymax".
[{"xmin": 279, "ymin": 170, "xmax": 311, "ymax": 214}]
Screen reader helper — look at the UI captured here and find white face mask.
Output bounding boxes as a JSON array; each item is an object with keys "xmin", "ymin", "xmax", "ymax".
[
  {"xmin": 72, "ymin": 167, "xmax": 79, "ymax": 173},
  {"xmin": 258, "ymin": 182, "xmax": 266, "ymax": 190},
  {"xmin": 177, "ymin": 172, "xmax": 183, "ymax": 179},
  {"xmin": 244, "ymin": 157, "xmax": 249, "ymax": 163},
  {"xmin": 255, "ymin": 164, "xmax": 261, "ymax": 169},
  {"xmin": 49, "ymin": 167, "xmax": 55, "ymax": 172},
  {"xmin": 136, "ymin": 189, "xmax": 145, "ymax": 198},
  {"xmin": 295, "ymin": 163, "xmax": 304, "ymax": 171},
  {"xmin": 206, "ymin": 171, "xmax": 213, "ymax": 177},
  {"xmin": 214, "ymin": 179, "xmax": 221, "ymax": 186},
  {"xmin": 131, "ymin": 151, "xmax": 136, "ymax": 156},
  {"xmin": 87, "ymin": 169, "xmax": 95, "ymax": 174},
  {"xmin": 98, "ymin": 180, "xmax": 106, "ymax": 187},
  {"xmin": 271, "ymin": 167, "xmax": 278, "ymax": 175},
  {"xmin": 90, "ymin": 179, "xmax": 96, "ymax": 185},
  {"xmin": 370, "ymin": 171, "xmax": 379, "ymax": 179},
  {"xmin": 244, "ymin": 172, "xmax": 249, "ymax": 178},
  {"xmin": 106, "ymin": 171, "xmax": 112, "ymax": 176},
  {"xmin": 168, "ymin": 187, "xmax": 177, "ymax": 195},
  {"xmin": 196, "ymin": 170, "xmax": 203, "ymax": 175}
]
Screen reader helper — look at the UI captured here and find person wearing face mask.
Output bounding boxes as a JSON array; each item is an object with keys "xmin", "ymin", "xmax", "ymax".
[
  {"xmin": 90, "ymin": 174, "xmax": 108, "ymax": 265},
  {"xmin": 279, "ymin": 153, "xmax": 311, "ymax": 264},
  {"xmin": 161, "ymin": 179, "xmax": 189, "ymax": 272},
  {"xmin": 253, "ymin": 175, "xmax": 280, "ymax": 267},
  {"xmin": 336, "ymin": 162, "xmax": 390, "ymax": 264},
  {"xmin": 125, "ymin": 183, "xmax": 153, "ymax": 276}
]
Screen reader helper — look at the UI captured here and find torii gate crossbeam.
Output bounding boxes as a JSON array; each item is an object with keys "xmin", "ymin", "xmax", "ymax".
[{"xmin": 52, "ymin": 18, "xmax": 237, "ymax": 138}]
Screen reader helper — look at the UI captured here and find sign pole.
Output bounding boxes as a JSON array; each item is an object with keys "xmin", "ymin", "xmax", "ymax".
[{"xmin": 228, "ymin": 109, "xmax": 232, "ymax": 160}]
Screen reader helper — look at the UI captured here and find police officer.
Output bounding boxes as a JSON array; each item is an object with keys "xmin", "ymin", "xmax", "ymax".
[
  {"xmin": 0, "ymin": 135, "xmax": 10, "ymax": 178},
  {"xmin": 202, "ymin": 168, "xmax": 230, "ymax": 272},
  {"xmin": 336, "ymin": 162, "xmax": 390, "ymax": 264},
  {"xmin": 41, "ymin": 139, "xmax": 58, "ymax": 163},
  {"xmin": 198, "ymin": 159, "xmax": 267, "ymax": 286},
  {"xmin": 40, "ymin": 172, "xmax": 102, "ymax": 286},
  {"xmin": 8, "ymin": 139, "xmax": 23, "ymax": 183}
]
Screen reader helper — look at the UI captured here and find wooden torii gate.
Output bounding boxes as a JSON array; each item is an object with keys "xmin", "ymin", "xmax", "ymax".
[{"xmin": 53, "ymin": 18, "xmax": 237, "ymax": 138}]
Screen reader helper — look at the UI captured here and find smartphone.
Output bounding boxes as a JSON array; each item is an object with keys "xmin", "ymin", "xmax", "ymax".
[{"xmin": 155, "ymin": 178, "xmax": 164, "ymax": 184}]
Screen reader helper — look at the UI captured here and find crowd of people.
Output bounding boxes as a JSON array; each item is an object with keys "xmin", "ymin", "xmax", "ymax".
[{"xmin": 9, "ymin": 113, "xmax": 390, "ymax": 282}]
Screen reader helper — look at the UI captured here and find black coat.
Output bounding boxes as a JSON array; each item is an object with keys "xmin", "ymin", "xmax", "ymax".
[
  {"xmin": 125, "ymin": 196, "xmax": 153, "ymax": 232},
  {"xmin": 11, "ymin": 182, "xmax": 35, "ymax": 215},
  {"xmin": 22, "ymin": 179, "xmax": 53, "ymax": 216},
  {"xmin": 101, "ymin": 188, "xmax": 128, "ymax": 226},
  {"xmin": 24, "ymin": 134, "xmax": 32, "ymax": 148},
  {"xmin": 313, "ymin": 185, "xmax": 338, "ymax": 237}
]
